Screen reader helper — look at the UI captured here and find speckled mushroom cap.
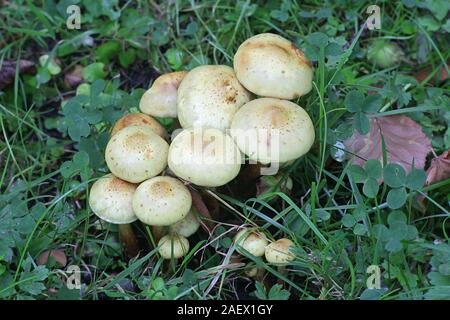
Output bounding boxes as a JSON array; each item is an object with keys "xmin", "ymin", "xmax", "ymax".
[
  {"xmin": 264, "ymin": 238, "xmax": 295, "ymax": 265},
  {"xmin": 105, "ymin": 126, "xmax": 169, "ymax": 183},
  {"xmin": 139, "ymin": 71, "xmax": 187, "ymax": 118},
  {"xmin": 234, "ymin": 228, "xmax": 268, "ymax": 257},
  {"xmin": 177, "ymin": 65, "xmax": 252, "ymax": 131},
  {"xmin": 233, "ymin": 33, "xmax": 313, "ymax": 99},
  {"xmin": 168, "ymin": 128, "xmax": 242, "ymax": 187},
  {"xmin": 111, "ymin": 113, "xmax": 168, "ymax": 139},
  {"xmin": 88, "ymin": 174, "xmax": 137, "ymax": 224},
  {"xmin": 169, "ymin": 210, "xmax": 200, "ymax": 237},
  {"xmin": 132, "ymin": 176, "xmax": 192, "ymax": 226},
  {"xmin": 158, "ymin": 234, "xmax": 190, "ymax": 259},
  {"xmin": 230, "ymin": 98, "xmax": 315, "ymax": 164}
]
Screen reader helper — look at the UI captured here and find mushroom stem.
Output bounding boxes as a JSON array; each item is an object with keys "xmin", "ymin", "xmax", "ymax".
[
  {"xmin": 118, "ymin": 223, "xmax": 139, "ymax": 257},
  {"xmin": 152, "ymin": 226, "xmax": 164, "ymax": 244}
]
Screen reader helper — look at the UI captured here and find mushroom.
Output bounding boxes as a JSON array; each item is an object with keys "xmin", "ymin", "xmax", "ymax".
[
  {"xmin": 230, "ymin": 98, "xmax": 315, "ymax": 164},
  {"xmin": 256, "ymin": 173, "xmax": 293, "ymax": 201},
  {"xmin": 158, "ymin": 234, "xmax": 190, "ymax": 259},
  {"xmin": 88, "ymin": 174, "xmax": 139, "ymax": 256},
  {"xmin": 233, "ymin": 33, "xmax": 313, "ymax": 99},
  {"xmin": 234, "ymin": 228, "xmax": 268, "ymax": 257},
  {"xmin": 177, "ymin": 65, "xmax": 252, "ymax": 131},
  {"xmin": 111, "ymin": 113, "xmax": 168, "ymax": 139},
  {"xmin": 168, "ymin": 128, "xmax": 242, "ymax": 187},
  {"xmin": 132, "ymin": 176, "xmax": 192, "ymax": 226},
  {"xmin": 264, "ymin": 238, "xmax": 295, "ymax": 265},
  {"xmin": 169, "ymin": 210, "xmax": 200, "ymax": 237},
  {"xmin": 139, "ymin": 71, "xmax": 187, "ymax": 118},
  {"xmin": 105, "ymin": 125, "xmax": 169, "ymax": 183}
]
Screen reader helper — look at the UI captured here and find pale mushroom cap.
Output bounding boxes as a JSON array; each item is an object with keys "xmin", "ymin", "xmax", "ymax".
[
  {"xmin": 234, "ymin": 33, "xmax": 313, "ymax": 99},
  {"xmin": 132, "ymin": 176, "xmax": 192, "ymax": 226},
  {"xmin": 140, "ymin": 71, "xmax": 187, "ymax": 118},
  {"xmin": 230, "ymin": 98, "xmax": 315, "ymax": 163},
  {"xmin": 158, "ymin": 234, "xmax": 190, "ymax": 259},
  {"xmin": 111, "ymin": 113, "xmax": 168, "ymax": 139},
  {"xmin": 169, "ymin": 210, "xmax": 200, "ymax": 237},
  {"xmin": 234, "ymin": 228, "xmax": 268, "ymax": 257},
  {"xmin": 177, "ymin": 65, "xmax": 252, "ymax": 131},
  {"xmin": 88, "ymin": 174, "xmax": 137, "ymax": 224},
  {"xmin": 168, "ymin": 128, "xmax": 242, "ymax": 187},
  {"xmin": 264, "ymin": 238, "xmax": 295, "ymax": 265},
  {"xmin": 105, "ymin": 126, "xmax": 169, "ymax": 183}
]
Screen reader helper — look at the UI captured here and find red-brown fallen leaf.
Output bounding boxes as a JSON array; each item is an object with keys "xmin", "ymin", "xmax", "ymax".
[
  {"xmin": 425, "ymin": 150, "xmax": 450, "ymax": 185},
  {"xmin": 415, "ymin": 65, "xmax": 449, "ymax": 85},
  {"xmin": 0, "ymin": 60, "xmax": 36, "ymax": 89},
  {"xmin": 344, "ymin": 115, "xmax": 432, "ymax": 172},
  {"xmin": 64, "ymin": 65, "xmax": 84, "ymax": 88},
  {"xmin": 190, "ymin": 189, "xmax": 217, "ymax": 234},
  {"xmin": 37, "ymin": 249, "xmax": 67, "ymax": 267}
]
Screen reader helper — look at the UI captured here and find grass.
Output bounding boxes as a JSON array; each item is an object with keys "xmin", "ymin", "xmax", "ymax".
[{"xmin": 0, "ymin": 1, "xmax": 449, "ymax": 300}]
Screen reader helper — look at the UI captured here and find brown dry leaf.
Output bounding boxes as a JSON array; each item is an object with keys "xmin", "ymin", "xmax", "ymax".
[
  {"xmin": 0, "ymin": 60, "xmax": 36, "ymax": 89},
  {"xmin": 37, "ymin": 249, "xmax": 67, "ymax": 267},
  {"xmin": 415, "ymin": 65, "xmax": 449, "ymax": 85},
  {"xmin": 64, "ymin": 64, "xmax": 84, "ymax": 88},
  {"xmin": 190, "ymin": 189, "xmax": 217, "ymax": 233},
  {"xmin": 344, "ymin": 115, "xmax": 432, "ymax": 171},
  {"xmin": 426, "ymin": 150, "xmax": 450, "ymax": 185}
]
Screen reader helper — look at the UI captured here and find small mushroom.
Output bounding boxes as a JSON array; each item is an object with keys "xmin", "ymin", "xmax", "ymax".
[
  {"xmin": 132, "ymin": 176, "xmax": 192, "ymax": 226},
  {"xmin": 158, "ymin": 234, "xmax": 190, "ymax": 259},
  {"xmin": 168, "ymin": 128, "xmax": 242, "ymax": 187},
  {"xmin": 264, "ymin": 238, "xmax": 295, "ymax": 265},
  {"xmin": 139, "ymin": 71, "xmax": 187, "ymax": 118},
  {"xmin": 105, "ymin": 125, "xmax": 169, "ymax": 183},
  {"xmin": 169, "ymin": 210, "xmax": 200, "ymax": 237},
  {"xmin": 230, "ymin": 98, "xmax": 315, "ymax": 164},
  {"xmin": 177, "ymin": 65, "xmax": 252, "ymax": 131},
  {"xmin": 234, "ymin": 228, "xmax": 268, "ymax": 257},
  {"xmin": 88, "ymin": 174, "xmax": 139, "ymax": 256},
  {"xmin": 234, "ymin": 33, "xmax": 313, "ymax": 99},
  {"xmin": 111, "ymin": 113, "xmax": 168, "ymax": 139}
]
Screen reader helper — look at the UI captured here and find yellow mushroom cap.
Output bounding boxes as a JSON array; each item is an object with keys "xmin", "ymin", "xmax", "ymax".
[
  {"xmin": 158, "ymin": 234, "xmax": 190, "ymax": 259},
  {"xmin": 169, "ymin": 210, "xmax": 200, "ymax": 237},
  {"xmin": 168, "ymin": 128, "xmax": 242, "ymax": 187},
  {"xmin": 105, "ymin": 125, "xmax": 169, "ymax": 183},
  {"xmin": 177, "ymin": 65, "xmax": 252, "ymax": 131},
  {"xmin": 230, "ymin": 98, "xmax": 315, "ymax": 163},
  {"xmin": 234, "ymin": 228, "xmax": 268, "ymax": 257},
  {"xmin": 264, "ymin": 238, "xmax": 295, "ymax": 265},
  {"xmin": 132, "ymin": 176, "xmax": 192, "ymax": 226},
  {"xmin": 88, "ymin": 174, "xmax": 137, "ymax": 224},
  {"xmin": 139, "ymin": 71, "xmax": 187, "ymax": 118},
  {"xmin": 111, "ymin": 113, "xmax": 168, "ymax": 139},
  {"xmin": 234, "ymin": 33, "xmax": 313, "ymax": 99}
]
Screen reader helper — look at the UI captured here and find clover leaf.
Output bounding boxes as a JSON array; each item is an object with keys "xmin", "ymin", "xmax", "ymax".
[
  {"xmin": 348, "ymin": 160, "xmax": 382, "ymax": 198},
  {"xmin": 344, "ymin": 91, "xmax": 383, "ymax": 134},
  {"xmin": 383, "ymin": 164, "xmax": 426, "ymax": 209},
  {"xmin": 374, "ymin": 211, "xmax": 418, "ymax": 253}
]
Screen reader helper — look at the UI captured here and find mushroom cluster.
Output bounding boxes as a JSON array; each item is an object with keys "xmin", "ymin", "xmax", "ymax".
[
  {"xmin": 88, "ymin": 33, "xmax": 314, "ymax": 263},
  {"xmin": 233, "ymin": 228, "xmax": 295, "ymax": 265}
]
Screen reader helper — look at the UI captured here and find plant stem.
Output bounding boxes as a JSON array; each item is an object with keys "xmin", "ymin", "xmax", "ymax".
[{"xmin": 118, "ymin": 223, "xmax": 139, "ymax": 257}]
